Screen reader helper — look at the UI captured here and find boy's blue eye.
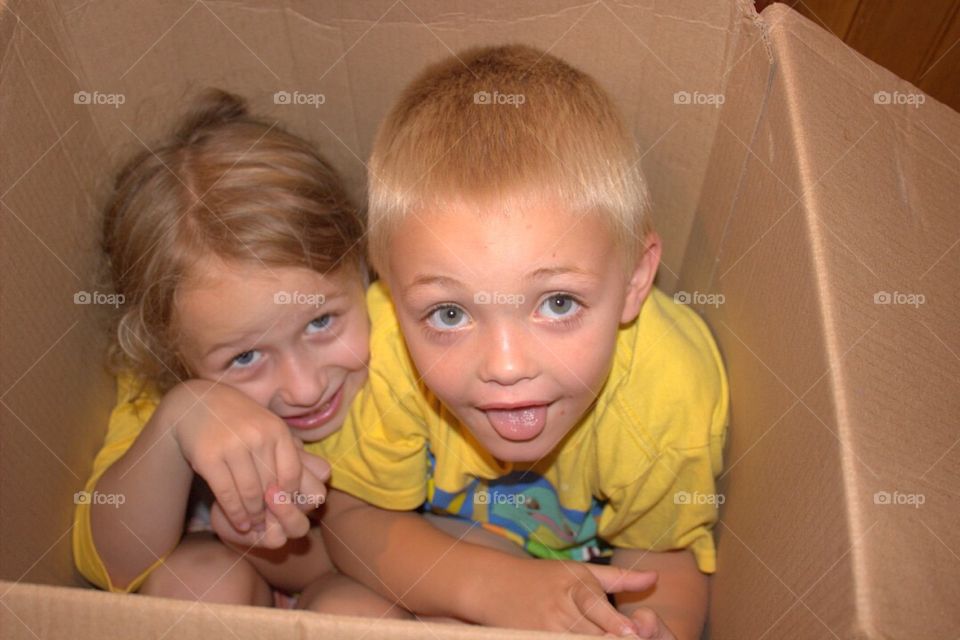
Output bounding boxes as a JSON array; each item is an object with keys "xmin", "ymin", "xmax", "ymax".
[
  {"xmin": 307, "ymin": 314, "xmax": 333, "ymax": 333},
  {"xmin": 231, "ymin": 350, "xmax": 261, "ymax": 369},
  {"xmin": 428, "ymin": 305, "xmax": 469, "ymax": 330},
  {"xmin": 539, "ymin": 294, "xmax": 580, "ymax": 319}
]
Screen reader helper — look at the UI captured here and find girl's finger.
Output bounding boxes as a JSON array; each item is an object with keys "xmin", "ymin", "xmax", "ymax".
[
  {"xmin": 226, "ymin": 448, "xmax": 268, "ymax": 524},
  {"xmin": 265, "ymin": 484, "xmax": 311, "ymax": 538},
  {"xmin": 298, "ymin": 450, "xmax": 331, "ymax": 484},
  {"xmin": 296, "ymin": 464, "xmax": 328, "ymax": 513},
  {"xmin": 274, "ymin": 437, "xmax": 302, "ymax": 496},
  {"xmin": 203, "ymin": 461, "xmax": 251, "ymax": 532},
  {"xmin": 248, "ymin": 440, "xmax": 279, "ymax": 509}
]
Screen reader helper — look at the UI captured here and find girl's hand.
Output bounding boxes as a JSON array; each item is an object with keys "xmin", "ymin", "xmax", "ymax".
[
  {"xmin": 263, "ymin": 448, "xmax": 330, "ymax": 539},
  {"xmin": 209, "ymin": 449, "xmax": 330, "ymax": 549},
  {"xmin": 472, "ymin": 556, "xmax": 659, "ymax": 636},
  {"xmin": 164, "ymin": 380, "xmax": 302, "ymax": 534},
  {"xmin": 209, "ymin": 499, "xmax": 288, "ymax": 548},
  {"xmin": 627, "ymin": 607, "xmax": 677, "ymax": 640}
]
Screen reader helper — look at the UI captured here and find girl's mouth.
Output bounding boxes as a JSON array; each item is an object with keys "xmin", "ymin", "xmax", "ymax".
[{"xmin": 283, "ymin": 383, "xmax": 344, "ymax": 430}]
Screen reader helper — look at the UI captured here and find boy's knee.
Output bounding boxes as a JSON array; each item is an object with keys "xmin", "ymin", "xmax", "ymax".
[{"xmin": 139, "ymin": 534, "xmax": 271, "ymax": 606}]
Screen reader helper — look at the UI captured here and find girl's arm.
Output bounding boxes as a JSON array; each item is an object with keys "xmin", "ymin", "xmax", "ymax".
[
  {"xmin": 88, "ymin": 379, "xmax": 314, "ymax": 590},
  {"xmin": 87, "ymin": 381, "xmax": 201, "ymax": 590},
  {"xmin": 611, "ymin": 547, "xmax": 707, "ymax": 640},
  {"xmin": 321, "ymin": 489, "xmax": 659, "ymax": 634}
]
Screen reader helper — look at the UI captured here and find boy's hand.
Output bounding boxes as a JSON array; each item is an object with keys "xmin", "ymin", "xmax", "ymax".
[
  {"xmin": 164, "ymin": 380, "xmax": 303, "ymax": 534},
  {"xmin": 208, "ymin": 449, "xmax": 330, "ymax": 549},
  {"xmin": 628, "ymin": 607, "xmax": 677, "ymax": 640},
  {"xmin": 473, "ymin": 556, "xmax": 658, "ymax": 636}
]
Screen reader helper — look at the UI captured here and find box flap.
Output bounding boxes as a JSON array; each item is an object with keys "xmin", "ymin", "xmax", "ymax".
[{"xmin": 691, "ymin": 3, "xmax": 960, "ymax": 637}]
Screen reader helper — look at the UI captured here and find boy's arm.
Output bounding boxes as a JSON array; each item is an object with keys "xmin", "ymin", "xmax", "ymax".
[
  {"xmin": 611, "ymin": 547, "xmax": 707, "ymax": 640},
  {"xmin": 321, "ymin": 489, "xmax": 659, "ymax": 634}
]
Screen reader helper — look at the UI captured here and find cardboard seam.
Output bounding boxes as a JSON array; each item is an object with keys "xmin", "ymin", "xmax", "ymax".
[
  {"xmin": 46, "ymin": 0, "xmax": 111, "ymax": 194},
  {"xmin": 703, "ymin": 16, "xmax": 777, "ymax": 293},
  {"xmin": 0, "ymin": 3, "xmax": 19, "ymax": 72},
  {"xmin": 338, "ymin": 0, "xmax": 366, "ymax": 185},
  {"xmin": 773, "ymin": 15, "xmax": 871, "ymax": 636},
  {"xmin": 737, "ymin": 0, "xmax": 772, "ymax": 63},
  {"xmin": 24, "ymin": 1, "xmax": 101, "ymax": 227}
]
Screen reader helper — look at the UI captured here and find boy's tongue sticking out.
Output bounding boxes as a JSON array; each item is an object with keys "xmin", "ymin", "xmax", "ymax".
[{"xmin": 481, "ymin": 403, "xmax": 550, "ymax": 442}]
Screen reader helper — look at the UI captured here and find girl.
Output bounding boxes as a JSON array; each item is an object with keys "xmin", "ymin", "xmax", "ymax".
[{"xmin": 72, "ymin": 89, "xmax": 409, "ymax": 616}]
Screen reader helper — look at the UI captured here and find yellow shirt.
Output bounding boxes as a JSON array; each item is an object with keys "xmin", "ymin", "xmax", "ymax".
[
  {"xmin": 317, "ymin": 282, "xmax": 729, "ymax": 572},
  {"xmin": 72, "ymin": 374, "xmax": 165, "ymax": 591}
]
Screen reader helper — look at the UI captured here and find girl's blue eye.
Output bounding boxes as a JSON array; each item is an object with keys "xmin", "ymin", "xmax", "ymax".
[
  {"xmin": 231, "ymin": 350, "xmax": 261, "ymax": 369},
  {"xmin": 307, "ymin": 314, "xmax": 333, "ymax": 333},
  {"xmin": 539, "ymin": 294, "xmax": 580, "ymax": 320},
  {"xmin": 427, "ymin": 305, "xmax": 469, "ymax": 330}
]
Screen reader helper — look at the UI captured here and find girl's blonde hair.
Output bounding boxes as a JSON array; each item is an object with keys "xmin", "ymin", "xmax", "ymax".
[
  {"xmin": 102, "ymin": 89, "xmax": 364, "ymax": 392},
  {"xmin": 367, "ymin": 44, "xmax": 652, "ymax": 280}
]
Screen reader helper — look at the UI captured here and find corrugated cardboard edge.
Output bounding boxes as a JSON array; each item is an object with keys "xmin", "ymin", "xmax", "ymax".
[{"xmin": 0, "ymin": 580, "xmax": 594, "ymax": 640}]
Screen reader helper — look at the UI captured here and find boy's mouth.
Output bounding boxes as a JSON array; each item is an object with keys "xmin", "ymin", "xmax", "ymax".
[
  {"xmin": 479, "ymin": 402, "xmax": 551, "ymax": 442},
  {"xmin": 283, "ymin": 383, "xmax": 344, "ymax": 431}
]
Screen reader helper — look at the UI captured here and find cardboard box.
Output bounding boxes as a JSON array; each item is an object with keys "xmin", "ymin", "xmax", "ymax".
[{"xmin": 2, "ymin": 1, "xmax": 957, "ymax": 637}]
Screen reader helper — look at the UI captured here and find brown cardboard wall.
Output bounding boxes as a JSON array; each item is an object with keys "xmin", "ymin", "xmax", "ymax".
[
  {"xmin": 1, "ymin": 1, "xmax": 958, "ymax": 639},
  {"xmin": 0, "ymin": 0, "xmax": 115, "ymax": 587},
  {"xmin": 689, "ymin": 5, "xmax": 960, "ymax": 638},
  {"xmin": 55, "ymin": 0, "xmax": 742, "ymax": 290}
]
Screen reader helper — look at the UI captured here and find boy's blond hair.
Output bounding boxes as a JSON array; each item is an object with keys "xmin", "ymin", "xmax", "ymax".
[{"xmin": 367, "ymin": 44, "xmax": 652, "ymax": 279}]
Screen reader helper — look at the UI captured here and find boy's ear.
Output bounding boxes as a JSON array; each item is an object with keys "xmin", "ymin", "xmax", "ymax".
[{"xmin": 620, "ymin": 231, "xmax": 662, "ymax": 324}]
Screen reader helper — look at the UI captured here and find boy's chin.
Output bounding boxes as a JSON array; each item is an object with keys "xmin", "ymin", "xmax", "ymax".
[{"xmin": 476, "ymin": 431, "xmax": 561, "ymax": 464}]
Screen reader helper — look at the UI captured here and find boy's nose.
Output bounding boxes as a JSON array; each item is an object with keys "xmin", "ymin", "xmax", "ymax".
[{"xmin": 478, "ymin": 322, "xmax": 537, "ymax": 385}]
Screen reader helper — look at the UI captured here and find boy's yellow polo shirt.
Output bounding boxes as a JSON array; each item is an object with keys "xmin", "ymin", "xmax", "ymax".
[{"xmin": 318, "ymin": 281, "xmax": 729, "ymax": 572}]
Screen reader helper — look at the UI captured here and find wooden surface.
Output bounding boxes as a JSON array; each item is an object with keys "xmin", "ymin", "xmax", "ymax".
[{"xmin": 757, "ymin": 0, "xmax": 960, "ymax": 112}]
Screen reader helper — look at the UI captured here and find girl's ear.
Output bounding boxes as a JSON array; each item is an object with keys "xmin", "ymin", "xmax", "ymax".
[{"xmin": 620, "ymin": 231, "xmax": 662, "ymax": 324}]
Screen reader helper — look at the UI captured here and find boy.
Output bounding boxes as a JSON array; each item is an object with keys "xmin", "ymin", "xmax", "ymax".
[{"xmin": 317, "ymin": 45, "xmax": 728, "ymax": 639}]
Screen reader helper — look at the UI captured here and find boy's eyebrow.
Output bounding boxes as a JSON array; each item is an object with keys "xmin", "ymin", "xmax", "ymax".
[
  {"xmin": 404, "ymin": 275, "xmax": 467, "ymax": 294},
  {"xmin": 404, "ymin": 267, "xmax": 597, "ymax": 296},
  {"xmin": 524, "ymin": 266, "xmax": 597, "ymax": 281}
]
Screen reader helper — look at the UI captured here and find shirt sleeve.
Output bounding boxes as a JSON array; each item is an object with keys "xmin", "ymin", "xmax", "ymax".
[
  {"xmin": 315, "ymin": 284, "xmax": 432, "ymax": 510},
  {"xmin": 597, "ymin": 438, "xmax": 725, "ymax": 573},
  {"xmin": 72, "ymin": 372, "xmax": 169, "ymax": 592},
  {"xmin": 596, "ymin": 293, "xmax": 729, "ymax": 574}
]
